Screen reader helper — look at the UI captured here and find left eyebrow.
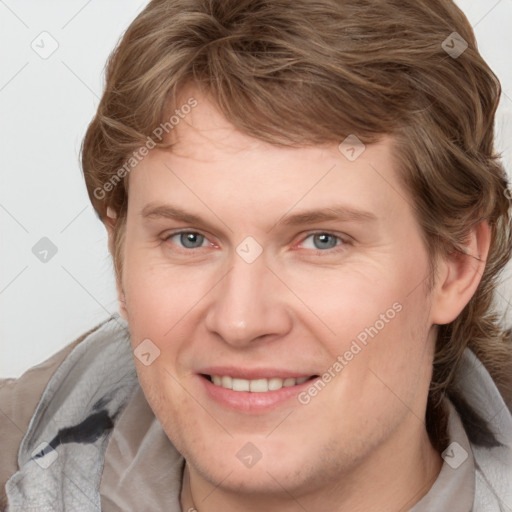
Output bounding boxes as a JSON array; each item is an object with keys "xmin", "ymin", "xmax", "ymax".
[{"xmin": 278, "ymin": 206, "xmax": 378, "ymax": 227}]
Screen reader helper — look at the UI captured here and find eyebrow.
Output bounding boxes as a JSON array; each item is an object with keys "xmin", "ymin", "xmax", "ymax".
[
  {"xmin": 140, "ymin": 202, "xmax": 378, "ymax": 230},
  {"xmin": 141, "ymin": 202, "xmax": 227, "ymax": 234},
  {"xmin": 279, "ymin": 206, "xmax": 378, "ymax": 226},
  {"xmin": 141, "ymin": 203, "xmax": 210, "ymax": 225}
]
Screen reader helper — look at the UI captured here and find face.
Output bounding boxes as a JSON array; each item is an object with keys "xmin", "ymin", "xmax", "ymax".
[{"xmin": 117, "ymin": 90, "xmax": 439, "ymax": 503}]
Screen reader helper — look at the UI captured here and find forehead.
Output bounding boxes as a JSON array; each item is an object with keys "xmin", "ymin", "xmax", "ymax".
[
  {"xmin": 127, "ymin": 89, "xmax": 412, "ymax": 227},
  {"xmin": 164, "ymin": 89, "xmax": 389, "ymax": 162}
]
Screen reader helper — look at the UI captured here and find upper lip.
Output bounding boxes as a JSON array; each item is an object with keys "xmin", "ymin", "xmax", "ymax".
[{"xmin": 198, "ymin": 367, "xmax": 318, "ymax": 380}]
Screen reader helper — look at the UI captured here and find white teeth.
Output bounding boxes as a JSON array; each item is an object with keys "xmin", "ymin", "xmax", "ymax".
[
  {"xmin": 249, "ymin": 379, "xmax": 268, "ymax": 393},
  {"xmin": 210, "ymin": 375, "xmax": 311, "ymax": 392},
  {"xmin": 232, "ymin": 378, "xmax": 250, "ymax": 392},
  {"xmin": 268, "ymin": 377, "xmax": 284, "ymax": 391},
  {"xmin": 221, "ymin": 376, "xmax": 233, "ymax": 389}
]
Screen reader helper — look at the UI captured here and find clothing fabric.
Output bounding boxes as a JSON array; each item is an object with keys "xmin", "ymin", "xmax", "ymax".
[{"xmin": 1, "ymin": 314, "xmax": 511, "ymax": 511}]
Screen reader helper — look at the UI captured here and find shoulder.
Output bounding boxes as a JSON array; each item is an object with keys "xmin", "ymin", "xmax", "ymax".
[{"xmin": 0, "ymin": 318, "xmax": 110, "ymax": 509}]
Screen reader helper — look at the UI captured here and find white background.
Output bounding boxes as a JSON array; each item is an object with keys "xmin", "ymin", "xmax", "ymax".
[{"xmin": 1, "ymin": 0, "xmax": 511, "ymax": 378}]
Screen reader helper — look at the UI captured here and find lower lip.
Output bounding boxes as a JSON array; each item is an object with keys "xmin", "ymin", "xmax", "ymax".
[{"xmin": 199, "ymin": 375, "xmax": 316, "ymax": 413}]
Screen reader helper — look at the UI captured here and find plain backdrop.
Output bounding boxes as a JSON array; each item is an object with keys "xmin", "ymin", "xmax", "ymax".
[{"xmin": 1, "ymin": 0, "xmax": 511, "ymax": 378}]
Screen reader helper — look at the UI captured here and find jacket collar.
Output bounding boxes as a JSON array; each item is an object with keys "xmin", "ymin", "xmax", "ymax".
[
  {"xmin": 5, "ymin": 315, "xmax": 139, "ymax": 511},
  {"xmin": 453, "ymin": 348, "xmax": 512, "ymax": 510}
]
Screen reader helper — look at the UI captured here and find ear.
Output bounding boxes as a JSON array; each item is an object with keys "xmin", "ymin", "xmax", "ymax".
[
  {"xmin": 104, "ymin": 207, "xmax": 129, "ymax": 321},
  {"xmin": 430, "ymin": 221, "xmax": 491, "ymax": 325}
]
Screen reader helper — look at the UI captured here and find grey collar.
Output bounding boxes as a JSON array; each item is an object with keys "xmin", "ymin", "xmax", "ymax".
[{"xmin": 5, "ymin": 315, "xmax": 139, "ymax": 511}]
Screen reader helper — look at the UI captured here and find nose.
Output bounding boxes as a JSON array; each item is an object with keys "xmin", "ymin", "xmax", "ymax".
[{"xmin": 204, "ymin": 252, "xmax": 293, "ymax": 347}]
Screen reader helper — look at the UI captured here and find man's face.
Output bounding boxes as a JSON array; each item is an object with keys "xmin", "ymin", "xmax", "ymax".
[{"xmin": 118, "ymin": 91, "xmax": 438, "ymax": 498}]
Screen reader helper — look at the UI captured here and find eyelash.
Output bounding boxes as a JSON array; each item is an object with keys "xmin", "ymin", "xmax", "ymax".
[{"xmin": 161, "ymin": 230, "xmax": 350, "ymax": 255}]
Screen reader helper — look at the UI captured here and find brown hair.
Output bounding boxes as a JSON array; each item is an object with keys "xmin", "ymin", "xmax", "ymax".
[{"xmin": 81, "ymin": 0, "xmax": 512, "ymax": 451}]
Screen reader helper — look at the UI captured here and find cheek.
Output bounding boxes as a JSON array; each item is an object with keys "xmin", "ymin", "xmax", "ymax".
[
  {"xmin": 135, "ymin": 364, "xmax": 206, "ymax": 457},
  {"xmin": 297, "ymin": 257, "xmax": 433, "ymax": 409},
  {"xmin": 122, "ymin": 243, "xmax": 209, "ymax": 329},
  {"xmin": 286, "ymin": 265, "xmax": 407, "ymax": 351}
]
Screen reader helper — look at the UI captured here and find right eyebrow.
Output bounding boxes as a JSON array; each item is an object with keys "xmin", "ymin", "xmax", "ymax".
[
  {"xmin": 140, "ymin": 202, "xmax": 224, "ymax": 233},
  {"xmin": 141, "ymin": 203, "xmax": 205, "ymax": 224}
]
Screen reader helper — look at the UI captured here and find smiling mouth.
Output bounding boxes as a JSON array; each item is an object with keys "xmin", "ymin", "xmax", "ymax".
[{"xmin": 201, "ymin": 374, "xmax": 319, "ymax": 392}]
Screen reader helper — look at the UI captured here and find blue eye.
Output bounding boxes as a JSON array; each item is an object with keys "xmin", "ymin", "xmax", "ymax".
[
  {"xmin": 302, "ymin": 233, "xmax": 341, "ymax": 250},
  {"xmin": 166, "ymin": 232, "xmax": 207, "ymax": 249}
]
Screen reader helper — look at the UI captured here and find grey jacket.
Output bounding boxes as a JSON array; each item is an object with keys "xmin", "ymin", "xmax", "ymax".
[{"xmin": 1, "ymin": 314, "xmax": 511, "ymax": 511}]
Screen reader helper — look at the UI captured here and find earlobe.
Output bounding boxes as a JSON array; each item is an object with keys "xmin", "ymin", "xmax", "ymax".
[
  {"xmin": 104, "ymin": 207, "xmax": 117, "ymax": 236},
  {"xmin": 430, "ymin": 221, "xmax": 491, "ymax": 325}
]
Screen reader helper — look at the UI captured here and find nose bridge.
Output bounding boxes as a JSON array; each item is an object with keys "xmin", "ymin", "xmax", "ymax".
[{"xmin": 205, "ymin": 250, "xmax": 291, "ymax": 345}]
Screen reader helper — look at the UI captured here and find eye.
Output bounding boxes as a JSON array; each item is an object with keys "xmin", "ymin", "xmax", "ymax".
[
  {"xmin": 300, "ymin": 232, "xmax": 345, "ymax": 251},
  {"xmin": 164, "ymin": 231, "xmax": 209, "ymax": 249}
]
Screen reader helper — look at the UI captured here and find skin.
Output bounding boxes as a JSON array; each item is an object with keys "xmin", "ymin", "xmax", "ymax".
[{"xmin": 105, "ymin": 88, "xmax": 490, "ymax": 512}]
